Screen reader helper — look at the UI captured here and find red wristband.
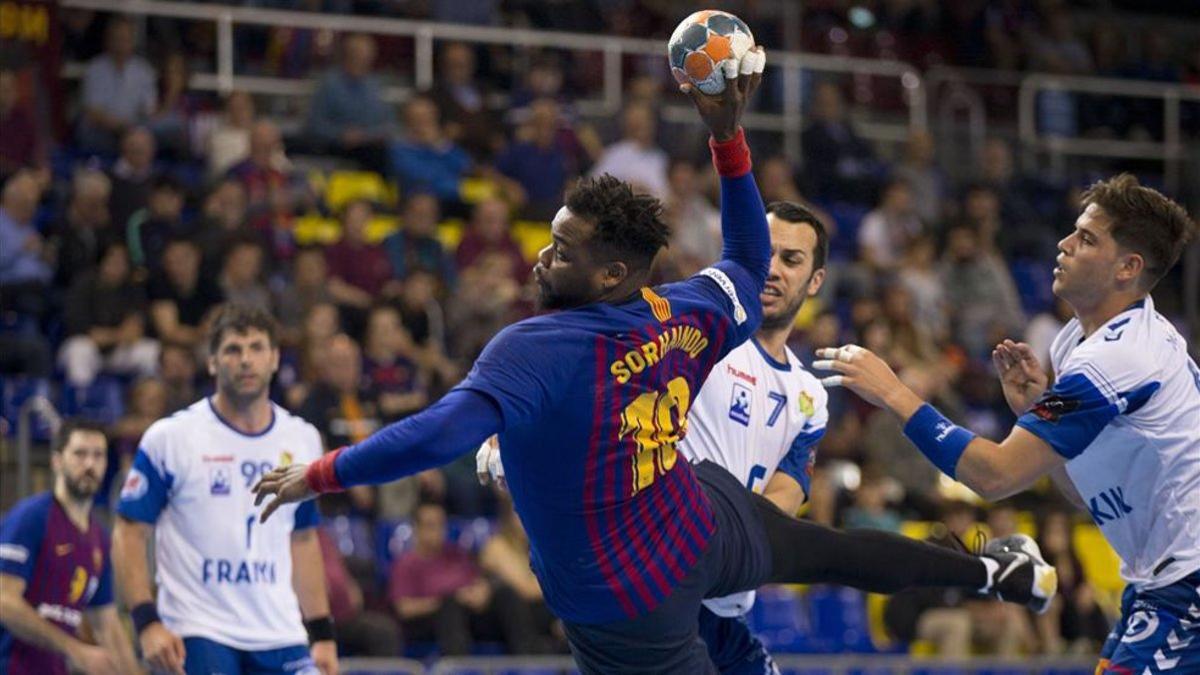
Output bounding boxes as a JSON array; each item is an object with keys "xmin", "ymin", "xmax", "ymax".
[
  {"xmin": 305, "ymin": 447, "xmax": 346, "ymax": 494},
  {"xmin": 709, "ymin": 127, "xmax": 752, "ymax": 177}
]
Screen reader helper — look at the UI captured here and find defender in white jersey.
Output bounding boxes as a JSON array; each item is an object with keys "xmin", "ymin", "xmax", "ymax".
[
  {"xmin": 820, "ymin": 174, "xmax": 1198, "ymax": 675},
  {"xmin": 112, "ymin": 306, "xmax": 338, "ymax": 675}
]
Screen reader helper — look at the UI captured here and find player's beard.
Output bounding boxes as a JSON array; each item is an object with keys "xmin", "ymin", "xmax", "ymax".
[
  {"xmin": 536, "ymin": 275, "xmax": 589, "ymax": 311},
  {"xmin": 219, "ymin": 371, "xmax": 270, "ymax": 407},
  {"xmin": 63, "ymin": 471, "xmax": 100, "ymax": 501},
  {"xmin": 759, "ymin": 288, "xmax": 807, "ymax": 332}
]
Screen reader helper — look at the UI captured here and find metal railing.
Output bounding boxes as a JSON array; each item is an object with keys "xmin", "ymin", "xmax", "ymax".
[
  {"xmin": 16, "ymin": 396, "xmax": 61, "ymax": 500},
  {"xmin": 59, "ymin": 0, "xmax": 927, "ymax": 160},
  {"xmin": 340, "ymin": 654, "xmax": 1099, "ymax": 675}
]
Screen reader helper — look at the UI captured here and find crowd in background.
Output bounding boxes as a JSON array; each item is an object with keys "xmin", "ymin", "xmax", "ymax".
[{"xmin": 2, "ymin": 0, "xmax": 1198, "ymax": 661}]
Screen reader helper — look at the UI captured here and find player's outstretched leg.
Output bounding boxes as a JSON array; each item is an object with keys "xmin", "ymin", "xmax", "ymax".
[{"xmin": 751, "ymin": 489, "xmax": 1057, "ymax": 613}]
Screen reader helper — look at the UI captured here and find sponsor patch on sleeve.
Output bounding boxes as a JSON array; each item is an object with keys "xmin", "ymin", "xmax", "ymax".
[{"xmin": 699, "ymin": 267, "xmax": 748, "ymax": 325}]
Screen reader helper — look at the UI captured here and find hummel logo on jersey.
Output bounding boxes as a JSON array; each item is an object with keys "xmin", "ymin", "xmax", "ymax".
[{"xmin": 1089, "ymin": 486, "xmax": 1134, "ymax": 524}]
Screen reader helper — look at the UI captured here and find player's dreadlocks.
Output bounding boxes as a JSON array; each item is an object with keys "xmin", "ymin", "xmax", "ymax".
[{"xmin": 566, "ymin": 174, "xmax": 671, "ymax": 271}]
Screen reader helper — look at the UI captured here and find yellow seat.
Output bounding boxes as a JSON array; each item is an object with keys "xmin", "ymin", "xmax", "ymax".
[
  {"xmin": 1074, "ymin": 523, "xmax": 1124, "ymax": 613},
  {"xmin": 294, "ymin": 215, "xmax": 340, "ymax": 246},
  {"xmin": 458, "ymin": 177, "xmax": 501, "ymax": 205},
  {"xmin": 365, "ymin": 216, "xmax": 400, "ymax": 244},
  {"xmin": 437, "ymin": 220, "xmax": 466, "ymax": 251},
  {"xmin": 511, "ymin": 220, "xmax": 552, "ymax": 262},
  {"xmin": 325, "ymin": 171, "xmax": 397, "ymax": 212}
]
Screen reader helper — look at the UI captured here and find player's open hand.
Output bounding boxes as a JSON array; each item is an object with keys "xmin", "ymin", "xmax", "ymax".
[
  {"xmin": 67, "ymin": 643, "xmax": 120, "ymax": 675},
  {"xmin": 139, "ymin": 623, "xmax": 186, "ymax": 675},
  {"xmin": 252, "ymin": 463, "xmax": 316, "ymax": 523},
  {"xmin": 814, "ymin": 345, "xmax": 910, "ymax": 411},
  {"xmin": 680, "ymin": 46, "xmax": 765, "ymax": 142},
  {"xmin": 992, "ymin": 339, "xmax": 1049, "ymax": 415}
]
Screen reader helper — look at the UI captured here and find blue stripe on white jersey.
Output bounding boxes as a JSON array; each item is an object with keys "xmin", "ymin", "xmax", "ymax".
[{"xmin": 1016, "ymin": 296, "xmax": 1200, "ymax": 589}]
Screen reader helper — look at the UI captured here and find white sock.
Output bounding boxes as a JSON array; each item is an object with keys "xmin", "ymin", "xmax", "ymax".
[{"xmin": 978, "ymin": 557, "xmax": 1001, "ymax": 594}]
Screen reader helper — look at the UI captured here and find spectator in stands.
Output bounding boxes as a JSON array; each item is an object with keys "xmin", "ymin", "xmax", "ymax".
[
  {"xmin": 858, "ymin": 179, "xmax": 923, "ymax": 273},
  {"xmin": 388, "ymin": 501, "xmax": 501, "ymax": 656},
  {"xmin": 986, "ymin": 502, "xmax": 1020, "ymax": 540},
  {"xmin": 663, "ymin": 159, "xmax": 720, "ymax": 276},
  {"xmin": 454, "ymin": 198, "xmax": 527, "ymax": 285},
  {"xmin": 879, "ymin": 283, "xmax": 941, "ymax": 371},
  {"xmin": 195, "ymin": 179, "xmax": 249, "ymax": 278},
  {"xmin": 59, "ymin": 242, "xmax": 158, "ymax": 387},
  {"xmin": 0, "ymin": 171, "xmax": 51, "ymax": 319},
  {"xmin": 0, "ymin": 68, "xmax": 43, "ymax": 182},
  {"xmin": 206, "ymin": 91, "xmax": 257, "ymax": 177},
  {"xmin": 217, "ymin": 236, "xmax": 271, "ymax": 312},
  {"xmin": 1035, "ymin": 510, "xmax": 1112, "ymax": 655},
  {"xmin": 227, "ymin": 119, "xmax": 305, "ymax": 219},
  {"xmin": 275, "ymin": 247, "xmax": 335, "ymax": 346},
  {"xmin": 306, "ymin": 33, "xmax": 394, "ymax": 174},
  {"xmin": 588, "ymin": 102, "xmax": 669, "ymax": 199},
  {"xmin": 940, "ymin": 222, "xmax": 1025, "ymax": 358},
  {"xmin": 126, "ymin": 174, "xmax": 189, "ymax": 274},
  {"xmin": 894, "ymin": 130, "xmax": 946, "ymax": 225},
  {"xmin": 298, "ymin": 333, "xmax": 380, "ymax": 515},
  {"xmin": 897, "ymin": 235, "xmax": 948, "ymax": 343},
  {"xmin": 1025, "ymin": 296, "xmax": 1073, "ymax": 370},
  {"xmin": 393, "ymin": 268, "xmax": 460, "ymax": 387},
  {"xmin": 362, "ymin": 304, "xmax": 429, "ymax": 421},
  {"xmin": 77, "ymin": 16, "xmax": 157, "ymax": 154},
  {"xmin": 447, "ymin": 252, "xmax": 523, "ymax": 361},
  {"xmin": 317, "ymin": 528, "xmax": 401, "ymax": 657},
  {"xmin": 148, "ymin": 238, "xmax": 223, "ymax": 352},
  {"xmin": 480, "ymin": 496, "xmax": 564, "ymax": 655},
  {"xmin": 973, "ymin": 138, "xmax": 1040, "ymax": 233},
  {"xmin": 841, "ymin": 471, "xmax": 903, "ymax": 532},
  {"xmin": 384, "ymin": 193, "xmax": 455, "ymax": 285},
  {"xmin": 801, "ymin": 81, "xmax": 882, "ymax": 204},
  {"xmin": 426, "ymin": 42, "xmax": 500, "ymax": 160},
  {"xmin": 50, "ymin": 169, "xmax": 116, "ymax": 289},
  {"xmin": 148, "ymin": 52, "xmax": 201, "ymax": 159},
  {"xmin": 861, "ymin": 367, "xmax": 944, "ymax": 519},
  {"xmin": 158, "ymin": 342, "xmax": 197, "ymax": 414},
  {"xmin": 108, "ymin": 127, "xmax": 157, "ymax": 232},
  {"xmin": 495, "ymin": 97, "xmax": 573, "ymax": 220},
  {"xmin": 326, "ymin": 200, "xmax": 394, "ymax": 304},
  {"xmin": 390, "ymin": 96, "xmax": 471, "ymax": 205},
  {"xmin": 110, "ymin": 376, "xmax": 168, "ymax": 495}
]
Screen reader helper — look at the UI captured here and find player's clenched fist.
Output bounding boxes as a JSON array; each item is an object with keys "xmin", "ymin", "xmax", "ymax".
[
  {"xmin": 311, "ymin": 639, "xmax": 338, "ymax": 675},
  {"xmin": 140, "ymin": 623, "xmax": 186, "ymax": 675},
  {"xmin": 253, "ymin": 463, "xmax": 317, "ymax": 522}
]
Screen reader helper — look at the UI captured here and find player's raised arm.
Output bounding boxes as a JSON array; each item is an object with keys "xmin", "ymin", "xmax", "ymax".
[{"xmin": 682, "ymin": 48, "xmax": 771, "ymax": 290}]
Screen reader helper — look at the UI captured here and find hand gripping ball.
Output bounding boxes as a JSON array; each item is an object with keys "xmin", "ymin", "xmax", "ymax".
[{"xmin": 667, "ymin": 10, "xmax": 756, "ymax": 95}]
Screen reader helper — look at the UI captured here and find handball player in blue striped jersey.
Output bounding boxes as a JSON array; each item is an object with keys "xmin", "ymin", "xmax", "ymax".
[{"xmin": 254, "ymin": 48, "xmax": 1053, "ymax": 673}]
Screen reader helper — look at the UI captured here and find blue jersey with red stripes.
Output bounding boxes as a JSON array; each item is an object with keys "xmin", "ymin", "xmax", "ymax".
[
  {"xmin": 0, "ymin": 493, "xmax": 113, "ymax": 675},
  {"xmin": 455, "ymin": 253, "xmax": 763, "ymax": 623}
]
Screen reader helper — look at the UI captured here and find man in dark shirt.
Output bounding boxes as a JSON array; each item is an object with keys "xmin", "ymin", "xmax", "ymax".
[
  {"xmin": 148, "ymin": 238, "xmax": 224, "ymax": 352},
  {"xmin": 58, "ymin": 243, "xmax": 158, "ymax": 387}
]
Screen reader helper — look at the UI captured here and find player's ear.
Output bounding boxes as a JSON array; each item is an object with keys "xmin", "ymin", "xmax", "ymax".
[
  {"xmin": 1116, "ymin": 251, "xmax": 1144, "ymax": 286},
  {"xmin": 806, "ymin": 267, "xmax": 827, "ymax": 297},
  {"xmin": 206, "ymin": 354, "xmax": 218, "ymax": 377},
  {"xmin": 601, "ymin": 261, "xmax": 628, "ymax": 289}
]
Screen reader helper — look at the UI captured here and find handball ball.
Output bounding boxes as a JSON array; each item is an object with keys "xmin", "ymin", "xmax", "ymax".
[{"xmin": 668, "ymin": 10, "xmax": 756, "ymax": 95}]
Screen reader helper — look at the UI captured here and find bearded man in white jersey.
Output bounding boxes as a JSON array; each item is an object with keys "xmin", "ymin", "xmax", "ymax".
[
  {"xmin": 112, "ymin": 305, "xmax": 338, "ymax": 675},
  {"xmin": 479, "ymin": 202, "xmax": 1059, "ymax": 673},
  {"xmin": 817, "ymin": 174, "xmax": 1199, "ymax": 675}
]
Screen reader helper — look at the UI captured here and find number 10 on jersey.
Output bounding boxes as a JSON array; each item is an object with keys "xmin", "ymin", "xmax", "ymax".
[{"xmin": 619, "ymin": 377, "xmax": 691, "ymax": 495}]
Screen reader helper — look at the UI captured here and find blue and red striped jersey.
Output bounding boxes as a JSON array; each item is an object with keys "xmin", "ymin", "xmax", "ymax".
[
  {"xmin": 454, "ymin": 253, "xmax": 763, "ymax": 623},
  {"xmin": 0, "ymin": 493, "xmax": 113, "ymax": 675}
]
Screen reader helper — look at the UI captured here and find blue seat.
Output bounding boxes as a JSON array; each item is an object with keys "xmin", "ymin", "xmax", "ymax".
[
  {"xmin": 0, "ymin": 376, "xmax": 54, "ymax": 441},
  {"xmin": 60, "ymin": 376, "xmax": 126, "ymax": 426},
  {"xmin": 805, "ymin": 586, "xmax": 876, "ymax": 654}
]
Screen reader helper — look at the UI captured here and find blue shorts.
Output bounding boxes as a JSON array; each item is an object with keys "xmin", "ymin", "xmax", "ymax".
[
  {"xmin": 1097, "ymin": 570, "xmax": 1200, "ymax": 674},
  {"xmin": 183, "ymin": 637, "xmax": 318, "ymax": 675},
  {"xmin": 698, "ymin": 606, "xmax": 778, "ymax": 675}
]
